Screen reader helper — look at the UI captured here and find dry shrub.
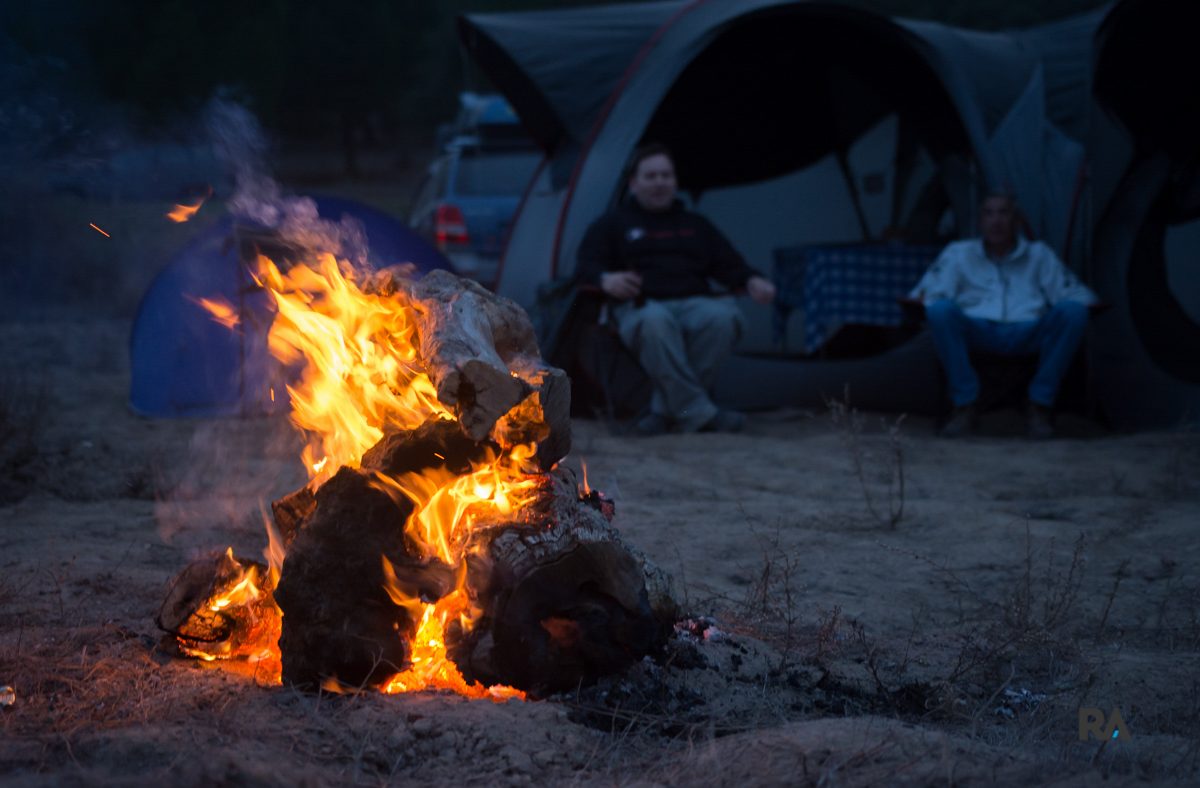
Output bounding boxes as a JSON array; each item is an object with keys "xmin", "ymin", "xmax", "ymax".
[
  {"xmin": 734, "ymin": 527, "xmax": 807, "ymax": 669},
  {"xmin": 826, "ymin": 388, "xmax": 907, "ymax": 529},
  {"xmin": 924, "ymin": 525, "xmax": 1088, "ymax": 715}
]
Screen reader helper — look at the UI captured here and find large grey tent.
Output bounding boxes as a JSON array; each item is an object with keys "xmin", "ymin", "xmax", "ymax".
[
  {"xmin": 1088, "ymin": 0, "xmax": 1200, "ymax": 428},
  {"xmin": 460, "ymin": 0, "xmax": 1199, "ymax": 427}
]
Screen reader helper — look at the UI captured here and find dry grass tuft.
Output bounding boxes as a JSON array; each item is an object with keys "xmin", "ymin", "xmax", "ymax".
[
  {"xmin": 826, "ymin": 388, "xmax": 907, "ymax": 529},
  {"xmin": 0, "ymin": 625, "xmax": 208, "ymax": 739}
]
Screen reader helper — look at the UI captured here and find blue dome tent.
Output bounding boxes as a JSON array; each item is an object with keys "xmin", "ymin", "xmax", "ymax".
[{"xmin": 130, "ymin": 195, "xmax": 452, "ymax": 418}]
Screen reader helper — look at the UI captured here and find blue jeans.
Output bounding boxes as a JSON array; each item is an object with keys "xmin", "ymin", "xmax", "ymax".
[{"xmin": 925, "ymin": 300, "xmax": 1089, "ymax": 407}]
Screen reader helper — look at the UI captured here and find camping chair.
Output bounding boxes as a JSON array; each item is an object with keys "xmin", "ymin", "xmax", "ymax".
[
  {"xmin": 575, "ymin": 290, "xmax": 652, "ymax": 425},
  {"xmin": 533, "ymin": 281, "xmax": 650, "ymax": 425}
]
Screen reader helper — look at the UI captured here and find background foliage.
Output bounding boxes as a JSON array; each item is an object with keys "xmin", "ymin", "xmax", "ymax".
[{"xmin": 2, "ymin": 0, "xmax": 1109, "ymax": 154}]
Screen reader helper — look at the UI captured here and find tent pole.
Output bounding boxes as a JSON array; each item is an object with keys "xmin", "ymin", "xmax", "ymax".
[
  {"xmin": 836, "ymin": 149, "xmax": 872, "ymax": 241},
  {"xmin": 968, "ymin": 159, "xmax": 978, "ymax": 237},
  {"xmin": 892, "ymin": 117, "xmax": 919, "ymax": 234}
]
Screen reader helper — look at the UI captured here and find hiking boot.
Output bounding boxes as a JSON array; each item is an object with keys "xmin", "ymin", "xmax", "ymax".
[
  {"xmin": 1026, "ymin": 401, "xmax": 1055, "ymax": 440},
  {"xmin": 633, "ymin": 412, "xmax": 670, "ymax": 437},
  {"xmin": 939, "ymin": 404, "xmax": 976, "ymax": 438},
  {"xmin": 700, "ymin": 409, "xmax": 747, "ymax": 433}
]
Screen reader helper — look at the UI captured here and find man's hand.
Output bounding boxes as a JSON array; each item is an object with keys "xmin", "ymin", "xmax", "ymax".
[
  {"xmin": 601, "ymin": 271, "xmax": 642, "ymax": 300},
  {"xmin": 745, "ymin": 275, "xmax": 776, "ymax": 305}
]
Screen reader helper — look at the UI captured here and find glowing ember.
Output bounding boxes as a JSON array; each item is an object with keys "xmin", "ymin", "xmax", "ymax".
[
  {"xmin": 89, "ymin": 222, "xmax": 111, "ymax": 237},
  {"xmin": 380, "ymin": 594, "xmax": 521, "ymax": 701},
  {"xmin": 169, "ymin": 548, "xmax": 282, "ymax": 684}
]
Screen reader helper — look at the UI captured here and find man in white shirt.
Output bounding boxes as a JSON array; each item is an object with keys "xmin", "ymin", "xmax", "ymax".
[{"xmin": 910, "ymin": 192, "xmax": 1097, "ymax": 438}]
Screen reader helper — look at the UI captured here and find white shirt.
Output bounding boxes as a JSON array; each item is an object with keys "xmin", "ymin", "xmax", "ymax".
[{"xmin": 909, "ymin": 237, "xmax": 1097, "ymax": 323}]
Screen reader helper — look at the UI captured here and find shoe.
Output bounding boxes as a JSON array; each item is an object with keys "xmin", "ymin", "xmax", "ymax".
[
  {"xmin": 939, "ymin": 404, "xmax": 976, "ymax": 438},
  {"xmin": 700, "ymin": 409, "xmax": 746, "ymax": 433},
  {"xmin": 633, "ymin": 412, "xmax": 670, "ymax": 436},
  {"xmin": 1026, "ymin": 401, "xmax": 1055, "ymax": 440}
]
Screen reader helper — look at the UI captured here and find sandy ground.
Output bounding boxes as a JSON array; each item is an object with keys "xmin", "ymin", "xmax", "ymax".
[{"xmin": 1, "ymin": 314, "xmax": 1199, "ymax": 786}]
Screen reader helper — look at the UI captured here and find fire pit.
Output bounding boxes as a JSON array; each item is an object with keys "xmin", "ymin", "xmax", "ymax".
[{"xmin": 157, "ymin": 254, "xmax": 675, "ymax": 700}]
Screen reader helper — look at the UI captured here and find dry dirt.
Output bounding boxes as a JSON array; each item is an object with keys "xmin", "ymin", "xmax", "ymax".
[{"xmin": 2, "ymin": 315, "xmax": 1198, "ymax": 787}]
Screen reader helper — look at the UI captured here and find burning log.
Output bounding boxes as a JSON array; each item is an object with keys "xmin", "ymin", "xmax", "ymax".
[
  {"xmin": 267, "ymin": 421, "xmax": 673, "ymax": 696},
  {"xmin": 272, "ymin": 467, "xmax": 423, "ymax": 689},
  {"xmin": 164, "ymin": 261, "xmax": 672, "ymax": 700},
  {"xmin": 156, "ymin": 548, "xmax": 280, "ymax": 667},
  {"xmin": 270, "ymin": 487, "xmax": 314, "ymax": 547},
  {"xmin": 449, "ymin": 473, "xmax": 676, "ymax": 698},
  {"xmin": 402, "ymin": 270, "xmax": 571, "ymax": 471},
  {"xmin": 272, "ymin": 420, "xmax": 485, "ymax": 689}
]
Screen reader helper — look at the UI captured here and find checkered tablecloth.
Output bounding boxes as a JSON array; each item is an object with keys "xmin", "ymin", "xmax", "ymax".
[{"xmin": 772, "ymin": 243, "xmax": 941, "ymax": 353}]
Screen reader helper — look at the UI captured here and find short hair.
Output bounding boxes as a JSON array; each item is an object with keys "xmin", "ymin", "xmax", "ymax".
[
  {"xmin": 980, "ymin": 188, "xmax": 1017, "ymax": 209},
  {"xmin": 626, "ymin": 142, "xmax": 675, "ymax": 181}
]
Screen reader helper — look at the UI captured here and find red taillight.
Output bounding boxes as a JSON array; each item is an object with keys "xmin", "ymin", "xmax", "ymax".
[{"xmin": 434, "ymin": 204, "xmax": 469, "ymax": 248}]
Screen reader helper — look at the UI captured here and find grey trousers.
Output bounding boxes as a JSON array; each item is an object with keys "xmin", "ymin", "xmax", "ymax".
[{"xmin": 611, "ymin": 296, "xmax": 745, "ymax": 431}]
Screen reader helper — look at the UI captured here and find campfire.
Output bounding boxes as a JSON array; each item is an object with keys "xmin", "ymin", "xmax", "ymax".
[{"xmin": 157, "ymin": 250, "xmax": 675, "ymax": 700}]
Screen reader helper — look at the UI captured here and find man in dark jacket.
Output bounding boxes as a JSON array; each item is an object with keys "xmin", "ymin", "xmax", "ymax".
[{"xmin": 576, "ymin": 143, "xmax": 776, "ymax": 435}]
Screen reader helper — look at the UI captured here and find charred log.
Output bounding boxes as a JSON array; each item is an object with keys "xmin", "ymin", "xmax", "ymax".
[
  {"xmin": 272, "ymin": 419, "xmax": 490, "ymax": 689},
  {"xmin": 271, "ymin": 427, "xmax": 676, "ymax": 697},
  {"xmin": 448, "ymin": 473, "xmax": 675, "ymax": 698},
  {"xmin": 273, "ymin": 464, "xmax": 451, "ymax": 690},
  {"xmin": 156, "ymin": 550, "xmax": 278, "ymax": 660},
  {"xmin": 493, "ymin": 356, "xmax": 572, "ymax": 472},
  {"xmin": 360, "ymin": 417, "xmax": 496, "ymax": 477},
  {"xmin": 270, "ymin": 487, "xmax": 315, "ymax": 548},
  {"xmin": 403, "ymin": 270, "xmax": 570, "ymax": 469}
]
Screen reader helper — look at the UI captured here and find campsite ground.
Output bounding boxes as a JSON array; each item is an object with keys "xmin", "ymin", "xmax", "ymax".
[
  {"xmin": 2, "ymin": 309, "xmax": 1199, "ymax": 787},
  {"xmin": 2, "ymin": 161, "xmax": 1198, "ymax": 785}
]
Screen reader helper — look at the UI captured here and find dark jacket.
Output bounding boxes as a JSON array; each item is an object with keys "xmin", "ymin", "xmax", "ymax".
[{"xmin": 575, "ymin": 198, "xmax": 761, "ymax": 300}]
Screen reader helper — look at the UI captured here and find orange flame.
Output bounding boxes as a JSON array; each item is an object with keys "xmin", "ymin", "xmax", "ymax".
[
  {"xmin": 255, "ymin": 253, "xmax": 451, "ymax": 488},
  {"xmin": 176, "ymin": 548, "xmax": 282, "ymax": 683},
  {"xmin": 194, "ymin": 296, "xmax": 241, "ymax": 329},
  {"xmin": 167, "ymin": 187, "xmax": 212, "ymax": 223},
  {"xmin": 370, "ymin": 445, "xmax": 540, "ymax": 564},
  {"xmin": 234, "ymin": 252, "xmax": 534, "ymax": 699}
]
